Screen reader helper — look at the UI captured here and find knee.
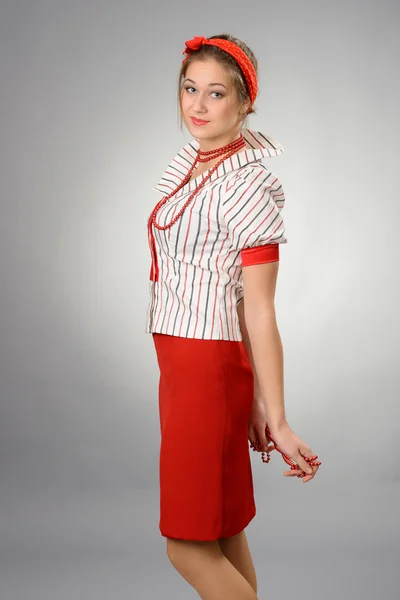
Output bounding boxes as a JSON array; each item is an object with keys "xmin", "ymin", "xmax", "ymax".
[
  {"xmin": 165, "ymin": 537, "xmax": 221, "ymax": 580},
  {"xmin": 165, "ymin": 538, "xmax": 179, "ymax": 564},
  {"xmin": 165, "ymin": 538, "xmax": 194, "ymax": 575}
]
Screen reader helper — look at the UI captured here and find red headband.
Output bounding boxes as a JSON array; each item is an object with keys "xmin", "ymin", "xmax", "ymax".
[{"xmin": 182, "ymin": 36, "xmax": 258, "ymax": 106}]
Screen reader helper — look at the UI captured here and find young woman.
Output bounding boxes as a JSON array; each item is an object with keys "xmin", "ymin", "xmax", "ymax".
[{"xmin": 146, "ymin": 33, "xmax": 321, "ymax": 600}]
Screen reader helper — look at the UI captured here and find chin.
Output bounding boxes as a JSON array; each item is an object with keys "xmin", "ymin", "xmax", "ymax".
[{"xmin": 187, "ymin": 124, "xmax": 209, "ymax": 137}]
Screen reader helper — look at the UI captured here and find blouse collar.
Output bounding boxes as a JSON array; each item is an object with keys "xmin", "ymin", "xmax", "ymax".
[{"xmin": 151, "ymin": 128, "xmax": 284, "ymax": 197}]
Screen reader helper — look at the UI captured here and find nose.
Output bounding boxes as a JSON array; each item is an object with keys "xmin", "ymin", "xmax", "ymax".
[{"xmin": 191, "ymin": 93, "xmax": 207, "ymax": 113}]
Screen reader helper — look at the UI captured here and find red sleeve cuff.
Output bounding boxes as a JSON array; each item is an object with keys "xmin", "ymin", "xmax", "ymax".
[{"xmin": 240, "ymin": 243, "xmax": 279, "ymax": 266}]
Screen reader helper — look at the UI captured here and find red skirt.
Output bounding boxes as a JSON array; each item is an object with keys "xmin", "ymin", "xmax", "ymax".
[{"xmin": 152, "ymin": 332, "xmax": 256, "ymax": 541}]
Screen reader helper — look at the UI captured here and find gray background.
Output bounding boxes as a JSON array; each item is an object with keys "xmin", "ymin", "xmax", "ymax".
[{"xmin": 1, "ymin": 0, "xmax": 399, "ymax": 598}]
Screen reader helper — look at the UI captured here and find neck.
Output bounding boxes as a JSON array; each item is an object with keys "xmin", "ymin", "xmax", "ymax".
[{"xmin": 197, "ymin": 129, "xmax": 242, "ymax": 153}]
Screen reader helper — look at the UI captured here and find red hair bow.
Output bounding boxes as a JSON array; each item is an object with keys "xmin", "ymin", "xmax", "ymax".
[{"xmin": 182, "ymin": 36, "xmax": 208, "ymax": 55}]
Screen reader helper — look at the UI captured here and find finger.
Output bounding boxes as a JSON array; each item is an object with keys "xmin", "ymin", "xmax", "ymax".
[
  {"xmin": 304, "ymin": 465, "xmax": 319, "ymax": 481},
  {"xmin": 284, "ymin": 465, "xmax": 314, "ymax": 477},
  {"xmin": 302, "ymin": 470, "xmax": 317, "ymax": 482},
  {"xmin": 299, "ymin": 447, "xmax": 314, "ymax": 460},
  {"xmin": 283, "ymin": 469, "xmax": 302, "ymax": 477},
  {"xmin": 296, "ymin": 464, "xmax": 320, "ymax": 482},
  {"xmin": 248, "ymin": 425, "xmax": 258, "ymax": 447},
  {"xmin": 296, "ymin": 450, "xmax": 315, "ymax": 475},
  {"xmin": 249, "ymin": 432, "xmax": 275, "ymax": 454},
  {"xmin": 255, "ymin": 425, "xmax": 270, "ymax": 452}
]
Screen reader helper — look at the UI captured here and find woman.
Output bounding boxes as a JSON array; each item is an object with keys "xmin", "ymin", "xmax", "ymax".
[{"xmin": 146, "ymin": 33, "xmax": 321, "ymax": 600}]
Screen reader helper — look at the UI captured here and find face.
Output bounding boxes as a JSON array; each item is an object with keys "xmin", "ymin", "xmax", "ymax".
[{"xmin": 180, "ymin": 59, "xmax": 248, "ymax": 147}]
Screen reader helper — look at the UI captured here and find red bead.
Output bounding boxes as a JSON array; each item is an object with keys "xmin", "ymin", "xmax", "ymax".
[
  {"xmin": 148, "ymin": 134, "xmax": 247, "ymax": 280},
  {"xmin": 150, "ymin": 134, "xmax": 246, "ymax": 231},
  {"xmin": 249, "ymin": 424, "xmax": 322, "ymax": 476}
]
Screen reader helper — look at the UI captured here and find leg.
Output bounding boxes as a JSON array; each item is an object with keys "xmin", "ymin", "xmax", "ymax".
[
  {"xmin": 218, "ymin": 530, "xmax": 257, "ymax": 594},
  {"xmin": 165, "ymin": 537, "xmax": 259, "ymax": 600}
]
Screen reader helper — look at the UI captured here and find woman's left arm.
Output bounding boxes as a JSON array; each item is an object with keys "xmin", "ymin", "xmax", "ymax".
[
  {"xmin": 240, "ymin": 260, "xmax": 287, "ymax": 432},
  {"xmin": 238, "ymin": 260, "xmax": 318, "ymax": 479}
]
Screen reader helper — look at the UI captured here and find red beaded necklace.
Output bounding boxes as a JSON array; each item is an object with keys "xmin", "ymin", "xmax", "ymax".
[{"xmin": 147, "ymin": 133, "xmax": 246, "ymax": 281}]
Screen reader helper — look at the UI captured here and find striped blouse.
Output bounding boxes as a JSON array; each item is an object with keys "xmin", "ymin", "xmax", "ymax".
[{"xmin": 145, "ymin": 128, "xmax": 288, "ymax": 341}]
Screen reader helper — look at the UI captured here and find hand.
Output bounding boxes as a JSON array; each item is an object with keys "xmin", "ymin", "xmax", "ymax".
[
  {"xmin": 248, "ymin": 398, "xmax": 276, "ymax": 456},
  {"xmin": 268, "ymin": 422, "xmax": 320, "ymax": 483}
]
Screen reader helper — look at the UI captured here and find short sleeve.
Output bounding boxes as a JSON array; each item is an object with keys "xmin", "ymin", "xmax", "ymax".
[{"xmin": 222, "ymin": 164, "xmax": 287, "ymax": 266}]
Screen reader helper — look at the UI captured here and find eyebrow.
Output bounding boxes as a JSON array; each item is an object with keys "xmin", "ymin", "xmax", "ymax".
[{"xmin": 184, "ymin": 78, "xmax": 227, "ymax": 89}]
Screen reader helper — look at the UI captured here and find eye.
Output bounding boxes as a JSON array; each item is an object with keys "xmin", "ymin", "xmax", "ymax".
[{"xmin": 183, "ymin": 87, "xmax": 224, "ymax": 99}]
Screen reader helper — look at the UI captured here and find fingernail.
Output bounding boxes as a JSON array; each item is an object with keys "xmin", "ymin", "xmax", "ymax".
[{"xmin": 307, "ymin": 468, "xmax": 312, "ymax": 474}]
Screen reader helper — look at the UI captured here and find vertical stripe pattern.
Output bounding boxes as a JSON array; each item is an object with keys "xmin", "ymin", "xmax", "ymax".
[{"xmin": 145, "ymin": 129, "xmax": 288, "ymax": 341}]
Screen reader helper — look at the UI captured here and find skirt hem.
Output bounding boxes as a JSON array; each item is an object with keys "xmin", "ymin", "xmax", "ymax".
[{"xmin": 159, "ymin": 507, "xmax": 256, "ymax": 541}]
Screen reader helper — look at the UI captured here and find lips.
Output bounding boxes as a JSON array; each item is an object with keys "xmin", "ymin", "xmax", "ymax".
[{"xmin": 191, "ymin": 117, "xmax": 209, "ymax": 125}]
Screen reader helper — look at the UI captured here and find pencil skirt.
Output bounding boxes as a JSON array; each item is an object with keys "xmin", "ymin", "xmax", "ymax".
[{"xmin": 152, "ymin": 332, "xmax": 256, "ymax": 541}]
